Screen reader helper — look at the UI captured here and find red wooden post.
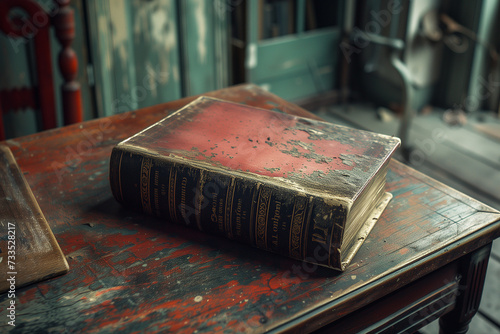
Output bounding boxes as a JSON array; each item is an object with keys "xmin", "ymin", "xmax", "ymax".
[
  {"xmin": 32, "ymin": 2, "xmax": 58, "ymax": 130},
  {"xmin": 0, "ymin": 0, "xmax": 58, "ymax": 135},
  {"xmin": 53, "ymin": 0, "xmax": 83, "ymax": 125}
]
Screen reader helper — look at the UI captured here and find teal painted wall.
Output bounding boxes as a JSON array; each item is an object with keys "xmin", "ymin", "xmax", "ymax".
[
  {"xmin": 86, "ymin": 0, "xmax": 183, "ymax": 117},
  {"xmin": 180, "ymin": 0, "xmax": 229, "ymax": 96},
  {"xmin": 236, "ymin": 0, "xmax": 344, "ymax": 102},
  {"xmin": 86, "ymin": 0, "xmax": 229, "ymax": 118},
  {"xmin": 1, "ymin": 0, "xmax": 229, "ymax": 138},
  {"xmin": 0, "ymin": 31, "xmax": 39, "ymax": 138}
]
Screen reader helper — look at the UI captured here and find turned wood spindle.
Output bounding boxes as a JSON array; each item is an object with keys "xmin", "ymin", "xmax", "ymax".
[{"xmin": 53, "ymin": 0, "xmax": 83, "ymax": 125}]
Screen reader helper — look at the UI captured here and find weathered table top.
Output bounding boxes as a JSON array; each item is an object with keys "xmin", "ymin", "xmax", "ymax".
[{"xmin": 1, "ymin": 84, "xmax": 499, "ymax": 333}]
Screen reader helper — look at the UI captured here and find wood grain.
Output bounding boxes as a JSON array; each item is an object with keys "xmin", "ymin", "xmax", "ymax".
[{"xmin": 0, "ymin": 145, "xmax": 69, "ymax": 293}]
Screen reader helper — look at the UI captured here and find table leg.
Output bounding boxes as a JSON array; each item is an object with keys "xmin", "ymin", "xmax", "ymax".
[{"xmin": 438, "ymin": 243, "xmax": 492, "ymax": 334}]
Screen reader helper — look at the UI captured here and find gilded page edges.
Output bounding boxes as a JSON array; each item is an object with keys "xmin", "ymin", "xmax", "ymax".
[{"xmin": 340, "ymin": 192, "xmax": 393, "ymax": 271}]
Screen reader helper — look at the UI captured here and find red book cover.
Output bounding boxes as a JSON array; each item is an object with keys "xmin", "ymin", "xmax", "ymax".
[{"xmin": 110, "ymin": 97, "xmax": 400, "ymax": 270}]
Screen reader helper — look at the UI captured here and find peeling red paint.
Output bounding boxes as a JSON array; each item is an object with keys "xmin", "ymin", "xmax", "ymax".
[{"xmin": 135, "ymin": 98, "xmax": 368, "ymax": 178}]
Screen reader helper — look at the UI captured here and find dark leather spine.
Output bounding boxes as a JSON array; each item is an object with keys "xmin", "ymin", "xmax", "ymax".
[{"xmin": 109, "ymin": 146, "xmax": 345, "ymax": 269}]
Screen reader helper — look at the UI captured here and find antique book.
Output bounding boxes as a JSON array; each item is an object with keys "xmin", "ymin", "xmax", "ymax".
[
  {"xmin": 0, "ymin": 145, "xmax": 69, "ymax": 293},
  {"xmin": 109, "ymin": 97, "xmax": 400, "ymax": 270}
]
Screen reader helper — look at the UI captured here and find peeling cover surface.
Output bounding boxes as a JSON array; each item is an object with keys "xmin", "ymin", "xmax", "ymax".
[{"xmin": 121, "ymin": 97, "xmax": 400, "ymax": 200}]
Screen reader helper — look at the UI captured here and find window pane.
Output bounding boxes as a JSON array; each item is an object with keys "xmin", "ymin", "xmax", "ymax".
[
  {"xmin": 260, "ymin": 0, "xmax": 296, "ymax": 39},
  {"xmin": 305, "ymin": 0, "xmax": 339, "ymax": 31}
]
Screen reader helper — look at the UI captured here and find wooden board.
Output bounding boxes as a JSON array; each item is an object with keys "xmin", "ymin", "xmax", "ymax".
[
  {"xmin": 0, "ymin": 145, "xmax": 68, "ymax": 293},
  {"xmin": 474, "ymin": 123, "xmax": 500, "ymax": 142}
]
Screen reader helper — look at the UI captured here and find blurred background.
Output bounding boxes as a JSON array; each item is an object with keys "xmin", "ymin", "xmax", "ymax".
[{"xmin": 0, "ymin": 1, "xmax": 499, "ymax": 332}]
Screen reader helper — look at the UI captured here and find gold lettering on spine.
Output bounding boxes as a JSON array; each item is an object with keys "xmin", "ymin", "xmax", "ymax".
[
  {"xmin": 153, "ymin": 170, "xmax": 160, "ymax": 216},
  {"xmin": 217, "ymin": 197, "xmax": 224, "ymax": 232},
  {"xmin": 235, "ymin": 198, "xmax": 243, "ymax": 237},
  {"xmin": 270, "ymin": 201, "xmax": 281, "ymax": 246},
  {"xmin": 289, "ymin": 197, "xmax": 307, "ymax": 259},
  {"xmin": 311, "ymin": 220, "xmax": 329, "ymax": 245},
  {"xmin": 195, "ymin": 171, "xmax": 206, "ymax": 231},
  {"xmin": 225, "ymin": 178, "xmax": 236, "ymax": 239},
  {"xmin": 211, "ymin": 192, "xmax": 218, "ymax": 224},
  {"xmin": 249, "ymin": 184, "xmax": 261, "ymax": 244},
  {"xmin": 168, "ymin": 164, "xmax": 177, "ymax": 223},
  {"xmin": 303, "ymin": 197, "xmax": 314, "ymax": 259},
  {"xmin": 117, "ymin": 151, "xmax": 124, "ymax": 202},
  {"xmin": 180, "ymin": 177, "xmax": 188, "ymax": 220},
  {"xmin": 140, "ymin": 157, "xmax": 153, "ymax": 215},
  {"xmin": 255, "ymin": 187, "xmax": 271, "ymax": 248}
]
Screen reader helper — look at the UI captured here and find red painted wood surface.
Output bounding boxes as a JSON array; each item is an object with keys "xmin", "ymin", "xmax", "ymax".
[
  {"xmin": 0, "ymin": 85, "xmax": 499, "ymax": 333},
  {"xmin": 0, "ymin": 0, "xmax": 82, "ymax": 140}
]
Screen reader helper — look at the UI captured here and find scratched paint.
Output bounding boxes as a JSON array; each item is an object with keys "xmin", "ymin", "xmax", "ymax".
[
  {"xmin": 110, "ymin": 0, "xmax": 130, "ymax": 91},
  {"xmin": 0, "ymin": 32, "xmax": 38, "ymax": 137},
  {"xmin": 145, "ymin": 0, "xmax": 178, "ymax": 85},
  {"xmin": 246, "ymin": 43, "xmax": 258, "ymax": 69},
  {"xmin": 193, "ymin": 0, "xmax": 207, "ymax": 63},
  {"xmin": 135, "ymin": 0, "xmax": 180, "ymax": 99}
]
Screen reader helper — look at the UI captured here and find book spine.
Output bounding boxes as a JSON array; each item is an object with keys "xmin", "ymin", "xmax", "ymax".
[{"xmin": 110, "ymin": 147, "xmax": 347, "ymax": 269}]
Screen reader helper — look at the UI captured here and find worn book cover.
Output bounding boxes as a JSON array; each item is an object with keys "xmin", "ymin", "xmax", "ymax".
[
  {"xmin": 0, "ymin": 145, "xmax": 69, "ymax": 293},
  {"xmin": 109, "ymin": 97, "xmax": 400, "ymax": 270}
]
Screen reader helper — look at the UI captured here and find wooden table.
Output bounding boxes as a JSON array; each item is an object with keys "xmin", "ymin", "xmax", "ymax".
[{"xmin": 1, "ymin": 84, "xmax": 499, "ymax": 333}]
